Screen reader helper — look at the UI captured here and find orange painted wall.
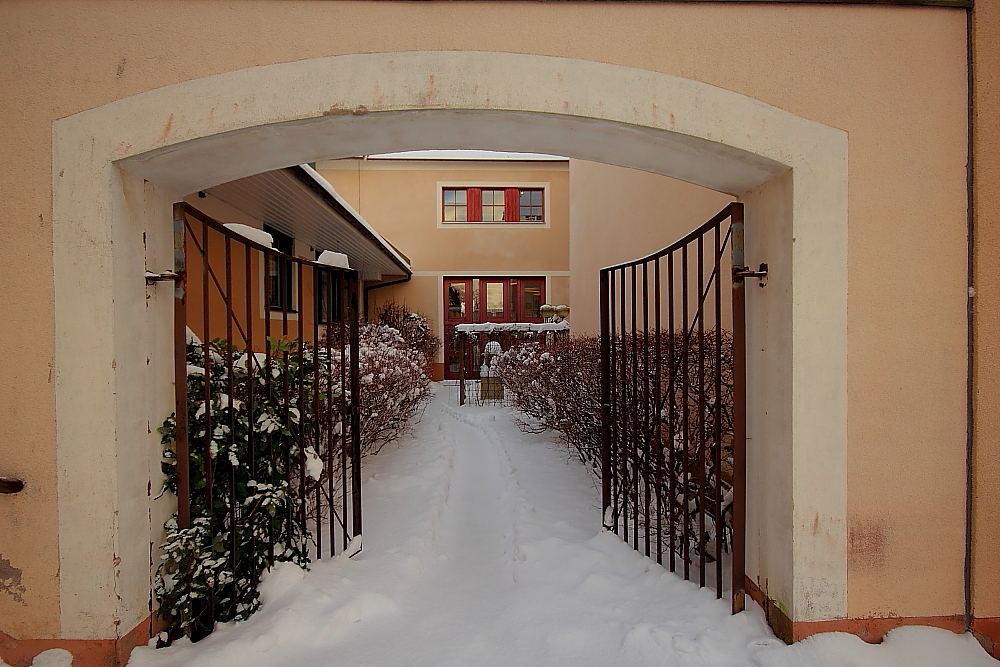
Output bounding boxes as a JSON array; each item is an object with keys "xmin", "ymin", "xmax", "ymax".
[
  {"xmin": 0, "ymin": 0, "xmax": 981, "ymax": 642},
  {"xmin": 972, "ymin": 0, "xmax": 1000, "ymax": 623}
]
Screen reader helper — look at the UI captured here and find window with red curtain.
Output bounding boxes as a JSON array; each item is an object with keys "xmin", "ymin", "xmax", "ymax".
[{"xmin": 442, "ymin": 187, "xmax": 544, "ymax": 223}]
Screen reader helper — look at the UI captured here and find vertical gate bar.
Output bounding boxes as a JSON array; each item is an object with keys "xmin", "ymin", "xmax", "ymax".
[
  {"xmin": 731, "ymin": 204, "xmax": 748, "ymax": 613},
  {"xmin": 263, "ymin": 249, "xmax": 275, "ymax": 564},
  {"xmin": 667, "ymin": 251, "xmax": 676, "ymax": 573},
  {"xmin": 244, "ymin": 242, "xmax": 255, "ymax": 573},
  {"xmin": 618, "ymin": 268, "xmax": 632, "ymax": 542},
  {"xmin": 654, "ymin": 258, "xmax": 663, "ymax": 566},
  {"xmin": 459, "ymin": 332, "xmax": 466, "ymax": 406},
  {"xmin": 282, "ymin": 347, "xmax": 293, "ymax": 554},
  {"xmin": 642, "ymin": 261, "xmax": 651, "ymax": 558},
  {"xmin": 297, "ymin": 261, "xmax": 307, "ymax": 557},
  {"xmin": 314, "ymin": 269, "xmax": 323, "ymax": 559},
  {"xmin": 339, "ymin": 272, "xmax": 349, "ymax": 547},
  {"xmin": 201, "ymin": 215, "xmax": 215, "ymax": 631},
  {"xmin": 609, "ymin": 269, "xmax": 619, "ymax": 535},
  {"xmin": 600, "ymin": 269, "xmax": 612, "ymax": 526},
  {"xmin": 698, "ymin": 234, "xmax": 707, "ymax": 587},
  {"xmin": 325, "ymin": 271, "xmax": 336, "ymax": 555},
  {"xmin": 681, "ymin": 244, "xmax": 690, "ymax": 581},
  {"xmin": 714, "ymin": 222, "xmax": 724, "ymax": 597},
  {"xmin": 282, "ymin": 254, "xmax": 289, "ymax": 338},
  {"xmin": 630, "ymin": 263, "xmax": 638, "ymax": 551},
  {"xmin": 172, "ymin": 204, "xmax": 191, "ymax": 530},
  {"xmin": 617, "ymin": 269, "xmax": 625, "ymax": 541},
  {"xmin": 618, "ymin": 268, "xmax": 631, "ymax": 542},
  {"xmin": 350, "ymin": 275, "xmax": 363, "ymax": 537},
  {"xmin": 225, "ymin": 234, "xmax": 237, "ymax": 616}
]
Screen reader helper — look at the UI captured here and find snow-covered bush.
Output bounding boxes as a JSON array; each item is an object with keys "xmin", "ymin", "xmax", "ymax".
[
  {"xmin": 157, "ymin": 336, "xmax": 320, "ymax": 639},
  {"xmin": 353, "ymin": 323, "xmax": 433, "ymax": 454},
  {"xmin": 156, "ymin": 318, "xmax": 432, "ymax": 640},
  {"xmin": 496, "ymin": 330, "xmax": 735, "ymax": 564},
  {"xmin": 494, "ymin": 336, "xmax": 603, "ymax": 469},
  {"xmin": 371, "ymin": 301, "xmax": 440, "ymax": 374}
]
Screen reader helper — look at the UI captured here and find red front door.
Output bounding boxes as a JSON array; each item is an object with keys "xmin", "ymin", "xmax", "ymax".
[{"xmin": 443, "ymin": 277, "xmax": 546, "ymax": 380}]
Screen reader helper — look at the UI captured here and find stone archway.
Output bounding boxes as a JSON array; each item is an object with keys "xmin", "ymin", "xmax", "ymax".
[{"xmin": 51, "ymin": 51, "xmax": 847, "ymax": 641}]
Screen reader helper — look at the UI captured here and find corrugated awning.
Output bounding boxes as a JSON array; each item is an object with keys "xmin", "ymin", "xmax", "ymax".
[{"xmin": 206, "ymin": 165, "xmax": 410, "ymax": 282}]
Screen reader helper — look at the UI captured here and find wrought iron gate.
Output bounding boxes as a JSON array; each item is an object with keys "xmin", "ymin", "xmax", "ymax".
[
  {"xmin": 599, "ymin": 203, "xmax": 750, "ymax": 613},
  {"xmin": 168, "ymin": 202, "xmax": 362, "ymax": 636}
]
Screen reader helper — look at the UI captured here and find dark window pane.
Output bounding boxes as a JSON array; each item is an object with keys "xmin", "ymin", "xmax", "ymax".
[
  {"xmin": 315, "ymin": 268, "xmax": 340, "ymax": 324},
  {"xmin": 523, "ymin": 282, "xmax": 542, "ymax": 319},
  {"xmin": 472, "ymin": 279, "xmax": 480, "ymax": 322},
  {"xmin": 517, "ymin": 190, "xmax": 544, "ymax": 221},
  {"xmin": 509, "ymin": 280, "xmax": 518, "ymax": 322},
  {"xmin": 448, "ymin": 283, "xmax": 466, "ymax": 318}
]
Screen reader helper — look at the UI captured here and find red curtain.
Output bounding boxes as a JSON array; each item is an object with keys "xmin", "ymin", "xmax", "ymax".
[
  {"xmin": 466, "ymin": 188, "xmax": 482, "ymax": 222},
  {"xmin": 504, "ymin": 188, "xmax": 520, "ymax": 222}
]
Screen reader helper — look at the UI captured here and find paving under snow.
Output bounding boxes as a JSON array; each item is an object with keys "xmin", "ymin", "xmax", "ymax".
[{"xmin": 125, "ymin": 384, "xmax": 996, "ymax": 667}]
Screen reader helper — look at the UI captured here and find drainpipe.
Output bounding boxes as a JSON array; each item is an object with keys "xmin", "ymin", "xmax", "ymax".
[
  {"xmin": 964, "ymin": 2, "xmax": 976, "ymax": 635},
  {"xmin": 363, "ymin": 276, "xmax": 412, "ymax": 320}
]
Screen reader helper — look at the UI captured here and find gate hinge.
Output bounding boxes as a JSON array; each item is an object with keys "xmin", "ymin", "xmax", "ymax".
[
  {"xmin": 0, "ymin": 477, "xmax": 24, "ymax": 494},
  {"xmin": 734, "ymin": 263, "xmax": 768, "ymax": 288},
  {"xmin": 145, "ymin": 270, "xmax": 180, "ymax": 284}
]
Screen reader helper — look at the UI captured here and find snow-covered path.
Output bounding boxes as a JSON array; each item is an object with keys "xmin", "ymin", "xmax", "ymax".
[{"xmin": 130, "ymin": 385, "xmax": 996, "ymax": 667}]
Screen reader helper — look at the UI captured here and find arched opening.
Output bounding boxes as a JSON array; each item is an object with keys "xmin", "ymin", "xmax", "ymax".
[{"xmin": 50, "ymin": 51, "xmax": 847, "ymax": 641}]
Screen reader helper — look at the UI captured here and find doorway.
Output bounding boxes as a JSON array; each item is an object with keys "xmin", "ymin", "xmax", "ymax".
[
  {"xmin": 443, "ymin": 277, "xmax": 545, "ymax": 379},
  {"xmin": 52, "ymin": 50, "xmax": 849, "ymax": 636}
]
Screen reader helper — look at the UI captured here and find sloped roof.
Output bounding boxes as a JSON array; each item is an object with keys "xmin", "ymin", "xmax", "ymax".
[{"xmin": 206, "ymin": 165, "xmax": 410, "ymax": 281}]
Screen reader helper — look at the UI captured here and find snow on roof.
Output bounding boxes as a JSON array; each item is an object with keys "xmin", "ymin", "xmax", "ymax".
[{"xmin": 298, "ymin": 164, "xmax": 411, "ymax": 273}]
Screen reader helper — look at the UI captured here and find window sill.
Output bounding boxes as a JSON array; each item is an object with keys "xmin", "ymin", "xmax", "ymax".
[{"xmin": 437, "ymin": 221, "xmax": 549, "ymax": 229}]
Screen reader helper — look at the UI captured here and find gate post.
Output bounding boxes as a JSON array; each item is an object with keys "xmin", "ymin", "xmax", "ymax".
[
  {"xmin": 172, "ymin": 203, "xmax": 191, "ymax": 530},
  {"xmin": 350, "ymin": 275, "xmax": 363, "ymax": 537},
  {"xmin": 600, "ymin": 269, "xmax": 612, "ymax": 527},
  {"xmin": 459, "ymin": 332, "xmax": 467, "ymax": 406},
  {"xmin": 730, "ymin": 203, "xmax": 748, "ymax": 614}
]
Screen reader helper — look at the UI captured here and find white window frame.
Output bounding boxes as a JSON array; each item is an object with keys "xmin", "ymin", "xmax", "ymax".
[{"xmin": 436, "ymin": 181, "xmax": 551, "ymax": 229}]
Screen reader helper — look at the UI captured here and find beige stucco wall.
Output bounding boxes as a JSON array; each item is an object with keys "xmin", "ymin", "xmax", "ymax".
[
  {"xmin": 318, "ymin": 160, "xmax": 569, "ymax": 273},
  {"xmin": 318, "ymin": 159, "xmax": 570, "ymax": 362},
  {"xmin": 0, "ymin": 0, "xmax": 973, "ymax": 641},
  {"xmin": 568, "ymin": 160, "xmax": 734, "ymax": 335},
  {"xmin": 973, "ymin": 0, "xmax": 1000, "ymax": 621}
]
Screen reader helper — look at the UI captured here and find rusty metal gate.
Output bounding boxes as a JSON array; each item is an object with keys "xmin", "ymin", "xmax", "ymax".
[
  {"xmin": 165, "ymin": 202, "xmax": 361, "ymax": 637},
  {"xmin": 599, "ymin": 203, "xmax": 756, "ymax": 613}
]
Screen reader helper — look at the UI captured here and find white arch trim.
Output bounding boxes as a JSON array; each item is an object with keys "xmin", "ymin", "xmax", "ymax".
[{"xmin": 51, "ymin": 51, "xmax": 847, "ymax": 637}]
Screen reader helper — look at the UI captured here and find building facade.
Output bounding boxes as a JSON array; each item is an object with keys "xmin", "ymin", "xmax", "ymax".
[{"xmin": 1, "ymin": 1, "xmax": 998, "ymax": 664}]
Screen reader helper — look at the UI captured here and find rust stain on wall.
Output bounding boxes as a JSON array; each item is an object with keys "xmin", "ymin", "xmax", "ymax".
[
  {"xmin": 849, "ymin": 520, "xmax": 888, "ymax": 571},
  {"xmin": 0, "ymin": 554, "xmax": 26, "ymax": 605},
  {"xmin": 157, "ymin": 113, "xmax": 174, "ymax": 144}
]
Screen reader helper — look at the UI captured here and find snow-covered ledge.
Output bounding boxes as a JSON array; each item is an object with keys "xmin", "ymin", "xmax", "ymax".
[{"xmin": 455, "ymin": 321, "xmax": 570, "ymax": 333}]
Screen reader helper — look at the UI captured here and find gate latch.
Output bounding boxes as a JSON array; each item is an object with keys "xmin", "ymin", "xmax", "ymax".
[
  {"xmin": 734, "ymin": 263, "xmax": 768, "ymax": 288},
  {"xmin": 145, "ymin": 270, "xmax": 179, "ymax": 284}
]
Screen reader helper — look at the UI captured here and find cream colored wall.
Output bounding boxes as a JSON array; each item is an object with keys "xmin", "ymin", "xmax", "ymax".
[
  {"xmin": 973, "ymin": 0, "xmax": 1000, "ymax": 621},
  {"xmin": 568, "ymin": 161, "xmax": 734, "ymax": 335},
  {"xmin": 319, "ymin": 160, "xmax": 570, "ymax": 360},
  {"xmin": 0, "ymin": 0, "xmax": 971, "ymax": 640},
  {"xmin": 570, "ymin": 162, "xmax": 842, "ymax": 619},
  {"xmin": 318, "ymin": 160, "xmax": 569, "ymax": 274}
]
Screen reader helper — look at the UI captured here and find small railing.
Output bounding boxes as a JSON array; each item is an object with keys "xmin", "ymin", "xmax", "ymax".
[
  {"xmin": 453, "ymin": 322, "xmax": 569, "ymax": 405},
  {"xmin": 164, "ymin": 203, "xmax": 362, "ymax": 640},
  {"xmin": 599, "ymin": 203, "xmax": 748, "ymax": 613}
]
